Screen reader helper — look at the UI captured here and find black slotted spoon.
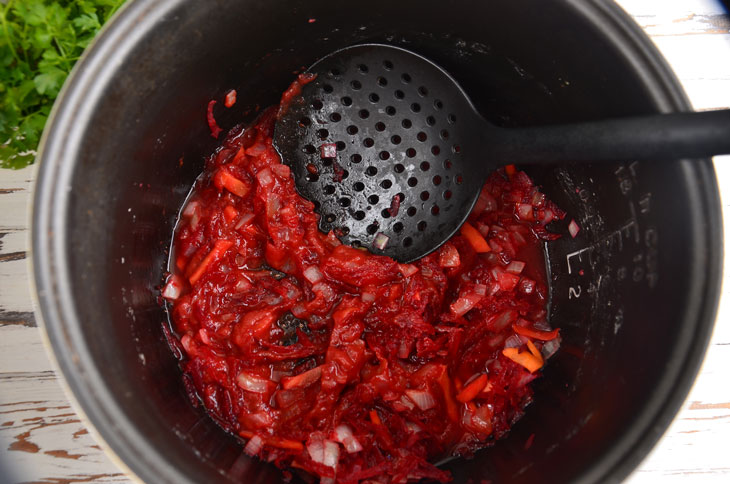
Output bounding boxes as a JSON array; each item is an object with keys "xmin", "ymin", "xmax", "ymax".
[{"xmin": 274, "ymin": 43, "xmax": 730, "ymax": 263}]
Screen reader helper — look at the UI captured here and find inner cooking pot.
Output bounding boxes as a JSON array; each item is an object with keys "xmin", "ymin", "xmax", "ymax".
[{"xmin": 32, "ymin": 0, "xmax": 722, "ymax": 483}]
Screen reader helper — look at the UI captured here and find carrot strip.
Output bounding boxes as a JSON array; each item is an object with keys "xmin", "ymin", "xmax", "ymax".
[
  {"xmin": 437, "ymin": 370, "xmax": 459, "ymax": 422},
  {"xmin": 370, "ymin": 409, "xmax": 382, "ymax": 426},
  {"xmin": 526, "ymin": 340, "xmax": 544, "ymax": 364},
  {"xmin": 266, "ymin": 436, "xmax": 304, "ymax": 451},
  {"xmin": 188, "ymin": 239, "xmax": 234, "ymax": 285},
  {"xmin": 480, "ymin": 381, "xmax": 494, "ymax": 395},
  {"xmin": 281, "ymin": 366, "xmax": 323, "ymax": 390},
  {"xmin": 454, "ymin": 377, "xmax": 463, "ymax": 393},
  {"xmin": 460, "ymin": 222, "xmax": 491, "ymax": 253},
  {"xmin": 456, "ymin": 374, "xmax": 488, "ymax": 403},
  {"xmin": 505, "ymin": 164, "xmax": 517, "ymax": 177},
  {"xmin": 175, "ymin": 255, "xmax": 187, "ymax": 272},
  {"xmin": 215, "ymin": 168, "xmax": 250, "ymax": 197},
  {"xmin": 502, "ymin": 347, "xmax": 543, "ymax": 373},
  {"xmin": 232, "ymin": 146, "xmax": 247, "ymax": 165},
  {"xmin": 223, "ymin": 205, "xmax": 239, "ymax": 223},
  {"xmin": 238, "ymin": 430, "xmax": 303, "ymax": 451},
  {"xmin": 512, "ymin": 324, "xmax": 560, "ymax": 341}
]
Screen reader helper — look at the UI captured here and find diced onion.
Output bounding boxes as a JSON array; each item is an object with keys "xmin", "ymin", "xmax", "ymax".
[
  {"xmin": 190, "ymin": 209, "xmax": 200, "ymax": 230},
  {"xmin": 333, "ymin": 424, "xmax": 363, "ymax": 453},
  {"xmin": 541, "ymin": 338, "xmax": 561, "ymax": 360},
  {"xmin": 303, "ymin": 266, "xmax": 324, "ymax": 284},
  {"xmin": 539, "ymin": 209, "xmax": 555, "ymax": 225},
  {"xmin": 244, "ymin": 435, "xmax": 263, "ymax": 456},
  {"xmin": 235, "ymin": 213, "xmax": 255, "ymax": 230},
  {"xmin": 236, "ymin": 371, "xmax": 271, "ymax": 393},
  {"xmin": 405, "ymin": 421, "xmax": 423, "ymax": 434},
  {"xmin": 397, "ymin": 340, "xmax": 411, "ymax": 359},
  {"xmin": 518, "ymin": 278, "xmax": 536, "ymax": 294},
  {"xmin": 234, "ymin": 277, "xmax": 252, "ymax": 292},
  {"xmin": 372, "ymin": 232, "xmax": 390, "ymax": 250},
  {"xmin": 162, "ymin": 275, "xmax": 183, "ymax": 300},
  {"xmin": 270, "ymin": 369, "xmax": 285, "ymax": 382},
  {"xmin": 224, "ymin": 89, "xmax": 237, "ymax": 108},
  {"xmin": 506, "ymin": 260, "xmax": 525, "ymax": 274},
  {"xmin": 323, "ymin": 440, "xmax": 340, "ymax": 468},
  {"xmin": 291, "ymin": 304, "xmax": 307, "ymax": 318},
  {"xmin": 488, "ymin": 309, "xmax": 518, "ymax": 331},
  {"xmin": 256, "ymin": 168, "xmax": 274, "ymax": 187},
  {"xmin": 272, "ymin": 164, "xmax": 291, "ymax": 178},
  {"xmin": 504, "ymin": 334, "xmax": 523, "ymax": 349},
  {"xmin": 313, "ymin": 282, "xmax": 335, "ymax": 300},
  {"xmin": 180, "ymin": 334, "xmax": 197, "ymax": 356},
  {"xmin": 183, "ymin": 201, "xmax": 199, "ymax": 217},
  {"xmin": 198, "ymin": 328, "xmax": 211, "ymax": 345},
  {"xmin": 450, "ymin": 292, "xmax": 483, "ymax": 317},
  {"xmin": 398, "ymin": 263, "xmax": 419, "ymax": 278},
  {"xmin": 307, "ymin": 439, "xmax": 324, "ymax": 464},
  {"xmin": 439, "ymin": 243, "xmax": 461, "ymax": 268},
  {"xmin": 568, "ymin": 219, "xmax": 580, "ymax": 238},
  {"xmin": 405, "ymin": 389, "xmax": 437, "ymax": 410},
  {"xmin": 517, "ymin": 203, "xmax": 534, "ymax": 221},
  {"xmin": 320, "ymin": 143, "xmax": 337, "ymax": 159},
  {"xmin": 243, "ymin": 411, "xmax": 272, "ymax": 429},
  {"xmin": 399, "ymin": 395, "xmax": 415, "ymax": 410}
]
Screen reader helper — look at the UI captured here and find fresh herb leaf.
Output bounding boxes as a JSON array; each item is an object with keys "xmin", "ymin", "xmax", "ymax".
[{"xmin": 0, "ymin": 0, "xmax": 125, "ymax": 169}]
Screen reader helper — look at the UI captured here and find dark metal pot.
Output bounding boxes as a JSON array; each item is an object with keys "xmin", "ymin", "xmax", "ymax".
[{"xmin": 32, "ymin": 0, "xmax": 722, "ymax": 483}]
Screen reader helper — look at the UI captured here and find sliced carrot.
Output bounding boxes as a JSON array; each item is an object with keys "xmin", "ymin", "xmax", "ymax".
[
  {"xmin": 239, "ymin": 430, "xmax": 303, "ymax": 451},
  {"xmin": 505, "ymin": 164, "xmax": 517, "ymax": 177},
  {"xmin": 456, "ymin": 374, "xmax": 489, "ymax": 403},
  {"xmin": 454, "ymin": 376, "xmax": 464, "ymax": 393},
  {"xmin": 266, "ymin": 436, "xmax": 304, "ymax": 451},
  {"xmin": 175, "ymin": 255, "xmax": 187, "ymax": 272},
  {"xmin": 526, "ymin": 340, "xmax": 544, "ymax": 364},
  {"xmin": 480, "ymin": 381, "xmax": 494, "ymax": 395},
  {"xmin": 502, "ymin": 347, "xmax": 543, "ymax": 373},
  {"xmin": 232, "ymin": 146, "xmax": 247, "ymax": 165},
  {"xmin": 369, "ymin": 409, "xmax": 382, "ymax": 426},
  {"xmin": 188, "ymin": 239, "xmax": 234, "ymax": 285},
  {"xmin": 512, "ymin": 324, "xmax": 560, "ymax": 341},
  {"xmin": 223, "ymin": 205, "xmax": 239, "ymax": 223},
  {"xmin": 437, "ymin": 369, "xmax": 459, "ymax": 423},
  {"xmin": 281, "ymin": 366, "xmax": 322, "ymax": 390},
  {"xmin": 215, "ymin": 168, "xmax": 250, "ymax": 197},
  {"xmin": 461, "ymin": 222, "xmax": 491, "ymax": 253}
]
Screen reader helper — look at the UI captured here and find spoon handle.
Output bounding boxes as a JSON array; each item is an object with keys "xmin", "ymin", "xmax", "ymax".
[{"xmin": 492, "ymin": 109, "xmax": 730, "ymax": 164}]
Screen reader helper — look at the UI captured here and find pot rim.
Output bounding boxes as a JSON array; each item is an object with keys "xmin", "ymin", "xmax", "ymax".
[{"xmin": 30, "ymin": 1, "xmax": 723, "ymax": 483}]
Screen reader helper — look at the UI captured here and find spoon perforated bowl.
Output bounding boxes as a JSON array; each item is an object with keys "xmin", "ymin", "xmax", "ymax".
[{"xmin": 274, "ymin": 44, "xmax": 730, "ymax": 262}]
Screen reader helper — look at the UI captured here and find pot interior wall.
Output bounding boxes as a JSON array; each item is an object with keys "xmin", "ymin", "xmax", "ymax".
[{"xmin": 53, "ymin": 0, "xmax": 717, "ymax": 482}]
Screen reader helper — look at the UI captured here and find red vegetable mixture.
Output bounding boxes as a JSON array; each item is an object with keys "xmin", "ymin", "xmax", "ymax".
[{"xmin": 163, "ymin": 82, "xmax": 564, "ymax": 483}]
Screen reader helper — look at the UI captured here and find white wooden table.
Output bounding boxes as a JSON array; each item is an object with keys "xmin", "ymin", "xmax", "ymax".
[{"xmin": 1, "ymin": 1, "xmax": 728, "ymax": 482}]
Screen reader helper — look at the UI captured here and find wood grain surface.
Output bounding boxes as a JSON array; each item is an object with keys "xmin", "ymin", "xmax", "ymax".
[{"xmin": 1, "ymin": 0, "xmax": 729, "ymax": 482}]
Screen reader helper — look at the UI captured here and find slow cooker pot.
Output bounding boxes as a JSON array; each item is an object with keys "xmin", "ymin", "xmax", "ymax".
[{"xmin": 32, "ymin": 0, "xmax": 722, "ymax": 483}]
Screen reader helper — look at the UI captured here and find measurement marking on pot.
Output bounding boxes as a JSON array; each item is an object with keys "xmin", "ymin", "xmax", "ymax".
[{"xmin": 566, "ymin": 203, "xmax": 640, "ymax": 275}]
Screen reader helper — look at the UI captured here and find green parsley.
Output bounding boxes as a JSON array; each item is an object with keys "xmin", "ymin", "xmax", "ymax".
[{"xmin": 1, "ymin": 0, "xmax": 125, "ymax": 169}]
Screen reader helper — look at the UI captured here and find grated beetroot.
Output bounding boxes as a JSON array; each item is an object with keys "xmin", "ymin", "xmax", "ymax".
[{"xmin": 164, "ymin": 82, "xmax": 563, "ymax": 483}]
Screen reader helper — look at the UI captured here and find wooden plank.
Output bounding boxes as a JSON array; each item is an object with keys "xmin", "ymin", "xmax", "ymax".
[
  {"xmin": 0, "ymin": 371, "xmax": 128, "ymax": 484},
  {"xmin": 0, "ymin": 164, "xmax": 36, "ymax": 327},
  {"xmin": 626, "ymin": 345, "xmax": 730, "ymax": 483}
]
